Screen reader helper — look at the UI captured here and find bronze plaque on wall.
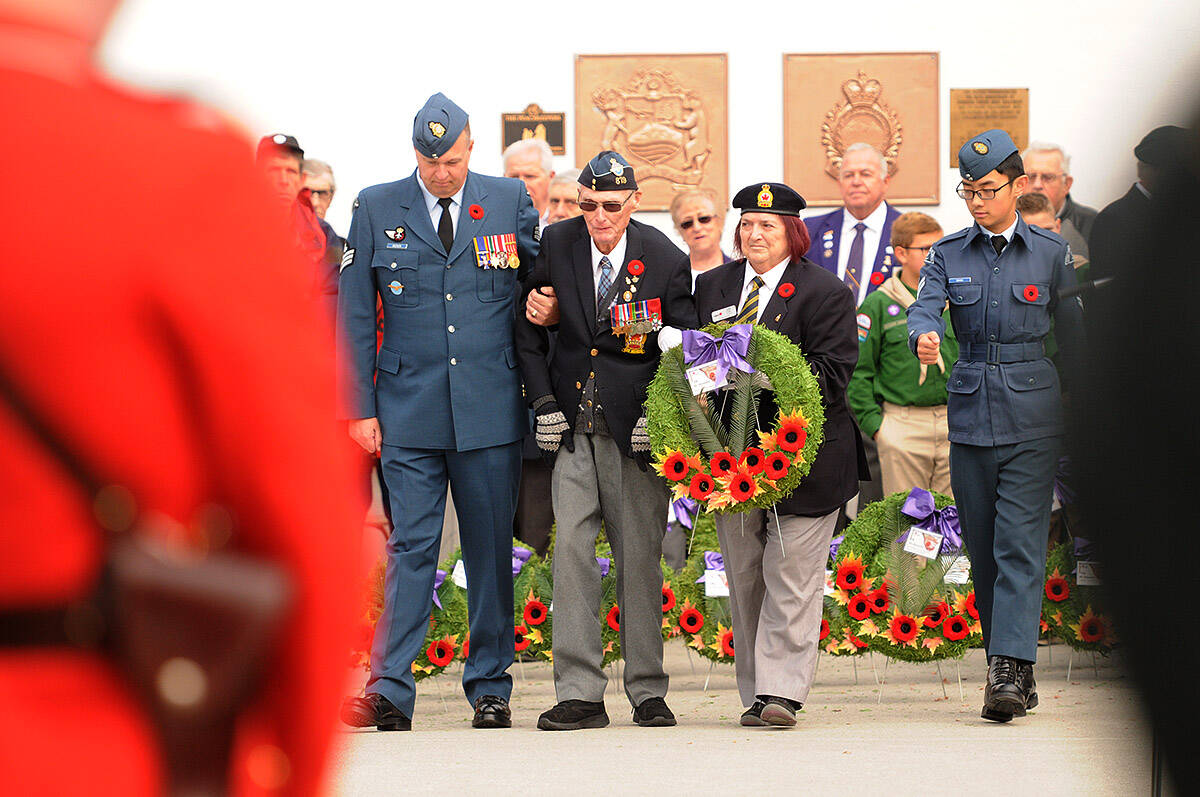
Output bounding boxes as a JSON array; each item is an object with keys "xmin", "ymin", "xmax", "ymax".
[
  {"xmin": 949, "ymin": 89, "xmax": 1029, "ymax": 168},
  {"xmin": 575, "ymin": 54, "xmax": 728, "ymax": 211},
  {"xmin": 501, "ymin": 104, "xmax": 566, "ymax": 155},
  {"xmin": 784, "ymin": 52, "xmax": 939, "ymax": 206}
]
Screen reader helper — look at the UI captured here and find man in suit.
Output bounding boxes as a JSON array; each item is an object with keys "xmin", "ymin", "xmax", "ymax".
[
  {"xmin": 338, "ymin": 93, "xmax": 539, "ymax": 731},
  {"xmin": 515, "ymin": 151, "xmax": 696, "ymax": 731},
  {"xmin": 692, "ymin": 182, "xmax": 863, "ymax": 727}
]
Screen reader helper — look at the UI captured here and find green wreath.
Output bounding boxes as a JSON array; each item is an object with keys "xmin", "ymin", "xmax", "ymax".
[
  {"xmin": 829, "ymin": 491, "xmax": 982, "ymax": 663},
  {"xmin": 1041, "ymin": 542, "xmax": 1116, "ymax": 654},
  {"xmin": 645, "ymin": 323, "xmax": 825, "ymax": 513}
]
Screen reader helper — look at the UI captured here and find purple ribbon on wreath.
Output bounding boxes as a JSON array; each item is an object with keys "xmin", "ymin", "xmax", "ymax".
[
  {"xmin": 596, "ymin": 557, "xmax": 611, "ymax": 577},
  {"xmin": 695, "ymin": 550, "xmax": 725, "ymax": 582},
  {"xmin": 681, "ymin": 324, "xmax": 755, "ymax": 387},
  {"xmin": 512, "ymin": 546, "xmax": 533, "ymax": 577},
  {"xmin": 431, "ymin": 569, "xmax": 447, "ymax": 609},
  {"xmin": 829, "ymin": 534, "xmax": 845, "ymax": 562},
  {"xmin": 669, "ymin": 496, "xmax": 699, "ymax": 530},
  {"xmin": 898, "ymin": 487, "xmax": 964, "ymax": 555}
]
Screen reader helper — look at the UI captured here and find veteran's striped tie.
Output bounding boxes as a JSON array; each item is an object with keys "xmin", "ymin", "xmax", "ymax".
[{"xmin": 734, "ymin": 276, "xmax": 764, "ymax": 324}]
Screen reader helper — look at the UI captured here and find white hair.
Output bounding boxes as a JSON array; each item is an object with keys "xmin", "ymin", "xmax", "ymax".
[
  {"xmin": 550, "ymin": 168, "xmax": 580, "ymax": 188},
  {"xmin": 502, "ymin": 138, "xmax": 554, "ymax": 174},
  {"xmin": 301, "ymin": 158, "xmax": 335, "ymax": 190},
  {"xmin": 839, "ymin": 142, "xmax": 888, "ymax": 176},
  {"xmin": 1022, "ymin": 141, "xmax": 1072, "ymax": 175}
]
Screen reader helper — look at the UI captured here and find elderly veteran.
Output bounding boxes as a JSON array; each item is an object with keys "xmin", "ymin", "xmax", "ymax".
[
  {"xmin": 515, "ymin": 151, "xmax": 696, "ymax": 731},
  {"xmin": 690, "ymin": 182, "xmax": 863, "ymax": 727},
  {"xmin": 338, "ymin": 92, "xmax": 539, "ymax": 732}
]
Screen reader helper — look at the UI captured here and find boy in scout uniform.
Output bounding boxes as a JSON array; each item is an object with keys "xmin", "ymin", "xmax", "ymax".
[
  {"xmin": 338, "ymin": 93, "xmax": 539, "ymax": 732},
  {"xmin": 848, "ymin": 212, "xmax": 957, "ymax": 497},
  {"xmin": 908, "ymin": 130, "xmax": 1083, "ymax": 723}
]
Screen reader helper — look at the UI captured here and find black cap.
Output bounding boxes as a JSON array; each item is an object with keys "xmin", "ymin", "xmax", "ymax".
[
  {"xmin": 579, "ymin": 150, "xmax": 637, "ymax": 191},
  {"xmin": 256, "ymin": 133, "xmax": 303, "ymax": 163},
  {"xmin": 1134, "ymin": 125, "xmax": 1191, "ymax": 167},
  {"xmin": 731, "ymin": 182, "xmax": 806, "ymax": 216}
]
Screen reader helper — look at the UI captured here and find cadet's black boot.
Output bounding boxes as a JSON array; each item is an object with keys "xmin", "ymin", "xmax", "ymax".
[{"xmin": 981, "ymin": 655, "xmax": 1024, "ymax": 722}]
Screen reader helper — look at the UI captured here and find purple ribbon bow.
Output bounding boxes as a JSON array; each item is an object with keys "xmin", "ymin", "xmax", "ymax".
[
  {"xmin": 681, "ymin": 324, "xmax": 755, "ymax": 387},
  {"xmin": 596, "ymin": 556, "xmax": 611, "ymax": 577},
  {"xmin": 512, "ymin": 546, "xmax": 533, "ymax": 577},
  {"xmin": 432, "ymin": 569, "xmax": 447, "ymax": 609},
  {"xmin": 695, "ymin": 550, "xmax": 725, "ymax": 582},
  {"xmin": 669, "ymin": 496, "xmax": 699, "ymax": 530},
  {"xmin": 898, "ymin": 487, "xmax": 964, "ymax": 556},
  {"xmin": 1073, "ymin": 536, "xmax": 1095, "ymax": 561},
  {"xmin": 829, "ymin": 535, "xmax": 845, "ymax": 562}
]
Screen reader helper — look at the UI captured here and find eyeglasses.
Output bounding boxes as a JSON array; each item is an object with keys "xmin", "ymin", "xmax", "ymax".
[
  {"xmin": 1026, "ymin": 172, "xmax": 1064, "ymax": 184},
  {"xmin": 956, "ymin": 180, "xmax": 1013, "ymax": 201},
  {"xmin": 578, "ymin": 192, "xmax": 634, "ymax": 213},
  {"xmin": 679, "ymin": 214, "xmax": 715, "ymax": 230},
  {"xmin": 900, "ymin": 245, "xmax": 933, "ymax": 253},
  {"xmin": 309, "ymin": 189, "xmax": 333, "ymax": 200}
]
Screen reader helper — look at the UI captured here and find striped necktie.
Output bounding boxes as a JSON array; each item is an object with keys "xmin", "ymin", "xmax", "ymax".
[
  {"xmin": 735, "ymin": 276, "xmax": 764, "ymax": 324},
  {"xmin": 596, "ymin": 255, "xmax": 613, "ymax": 312}
]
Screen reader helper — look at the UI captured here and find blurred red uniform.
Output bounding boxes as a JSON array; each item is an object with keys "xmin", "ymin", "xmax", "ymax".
[{"xmin": 0, "ymin": 14, "xmax": 361, "ymax": 797}]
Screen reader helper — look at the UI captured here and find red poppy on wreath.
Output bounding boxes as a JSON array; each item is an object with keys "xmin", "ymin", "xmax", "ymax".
[
  {"xmin": 942, "ymin": 615, "xmax": 970, "ymax": 641},
  {"xmin": 889, "ymin": 613, "xmax": 920, "ymax": 643},
  {"xmin": 689, "ymin": 472, "xmax": 715, "ymax": 500},
  {"xmin": 728, "ymin": 467, "xmax": 758, "ymax": 502},
  {"xmin": 660, "ymin": 451, "xmax": 692, "ymax": 482},
  {"xmin": 1078, "ymin": 609, "xmax": 1107, "ymax": 643},
  {"xmin": 1023, "ymin": 284, "xmax": 1039, "ymax": 302},
  {"xmin": 1045, "ymin": 575, "xmax": 1070, "ymax": 602},
  {"xmin": 923, "ymin": 601, "xmax": 951, "ymax": 628},
  {"xmin": 606, "ymin": 604, "xmax": 621, "ymax": 632},
  {"xmin": 427, "ymin": 637, "xmax": 455, "ymax": 667},
  {"xmin": 848, "ymin": 593, "xmax": 872, "ymax": 620},
  {"xmin": 628, "ymin": 259, "xmax": 645, "ymax": 276},
  {"xmin": 739, "ymin": 447, "xmax": 766, "ymax": 474},
  {"xmin": 524, "ymin": 598, "xmax": 548, "ymax": 626},
  {"xmin": 848, "ymin": 632, "xmax": 868, "ymax": 649},
  {"xmin": 778, "ymin": 282, "xmax": 795, "ymax": 298},
  {"xmin": 870, "ymin": 272, "xmax": 885, "ymax": 285},
  {"xmin": 763, "ymin": 451, "xmax": 790, "ymax": 481},
  {"xmin": 819, "ymin": 618, "xmax": 830, "ymax": 641},
  {"xmin": 835, "ymin": 554, "xmax": 865, "ymax": 592},
  {"xmin": 468, "ymin": 203, "xmax": 484, "ymax": 220},
  {"xmin": 867, "ymin": 587, "xmax": 890, "ymax": 615},
  {"xmin": 661, "ymin": 585, "xmax": 676, "ymax": 613},
  {"xmin": 710, "ymin": 452, "xmax": 737, "ymax": 477},
  {"xmin": 461, "ymin": 634, "xmax": 470, "ymax": 659},
  {"xmin": 965, "ymin": 591, "xmax": 979, "ymax": 620},
  {"xmin": 720, "ymin": 629, "xmax": 735, "ymax": 657},
  {"xmin": 679, "ymin": 606, "xmax": 705, "ymax": 634},
  {"xmin": 513, "ymin": 624, "xmax": 531, "ymax": 652},
  {"xmin": 777, "ymin": 419, "xmax": 807, "ymax": 453}
]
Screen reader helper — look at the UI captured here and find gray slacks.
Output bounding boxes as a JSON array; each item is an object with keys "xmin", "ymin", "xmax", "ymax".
[
  {"xmin": 715, "ymin": 508, "xmax": 839, "ymax": 707},
  {"xmin": 550, "ymin": 425, "xmax": 669, "ymax": 707}
]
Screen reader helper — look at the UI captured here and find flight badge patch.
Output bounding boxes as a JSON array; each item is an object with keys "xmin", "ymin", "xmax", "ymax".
[
  {"xmin": 388, "ymin": 280, "xmax": 404, "ymax": 295},
  {"xmin": 472, "ymin": 233, "xmax": 519, "ymax": 269},
  {"xmin": 340, "ymin": 247, "xmax": 355, "ymax": 272},
  {"xmin": 385, "ymin": 226, "xmax": 405, "ymax": 242}
]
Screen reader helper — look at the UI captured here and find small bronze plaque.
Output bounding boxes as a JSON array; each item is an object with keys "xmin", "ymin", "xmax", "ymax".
[
  {"xmin": 949, "ymin": 89, "xmax": 1029, "ymax": 168},
  {"xmin": 502, "ymin": 103, "xmax": 566, "ymax": 155}
]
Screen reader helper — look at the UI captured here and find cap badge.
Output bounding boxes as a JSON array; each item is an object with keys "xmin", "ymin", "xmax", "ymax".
[
  {"xmin": 972, "ymin": 141, "xmax": 989, "ymax": 155},
  {"xmin": 272, "ymin": 134, "xmax": 287, "ymax": 145},
  {"xmin": 757, "ymin": 184, "xmax": 774, "ymax": 208},
  {"xmin": 610, "ymin": 158, "xmax": 624, "ymax": 176},
  {"xmin": 429, "ymin": 121, "xmax": 446, "ymax": 139}
]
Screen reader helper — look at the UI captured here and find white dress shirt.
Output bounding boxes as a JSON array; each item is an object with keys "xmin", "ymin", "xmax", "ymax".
[
  {"xmin": 416, "ymin": 175, "xmax": 464, "ymax": 235},
  {"xmin": 837, "ymin": 201, "xmax": 890, "ymax": 306},
  {"xmin": 589, "ymin": 233, "xmax": 628, "ymax": 310},
  {"xmin": 736, "ymin": 257, "xmax": 790, "ymax": 324}
]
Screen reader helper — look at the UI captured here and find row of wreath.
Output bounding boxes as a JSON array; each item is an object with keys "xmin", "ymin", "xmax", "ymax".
[{"xmin": 351, "ymin": 491, "xmax": 1114, "ymax": 680}]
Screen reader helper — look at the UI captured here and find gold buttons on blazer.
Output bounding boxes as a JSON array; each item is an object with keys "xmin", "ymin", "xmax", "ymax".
[
  {"xmin": 590, "ymin": 348, "xmax": 599, "ymax": 357},
  {"xmin": 576, "ymin": 381, "xmax": 582, "ymax": 389}
]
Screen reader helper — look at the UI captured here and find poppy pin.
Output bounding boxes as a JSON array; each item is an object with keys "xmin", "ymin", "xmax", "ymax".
[
  {"xmin": 870, "ymin": 272, "xmax": 885, "ymax": 285},
  {"xmin": 468, "ymin": 204, "xmax": 484, "ymax": 220},
  {"xmin": 1023, "ymin": 284, "xmax": 1039, "ymax": 302},
  {"xmin": 778, "ymin": 282, "xmax": 795, "ymax": 298},
  {"xmin": 628, "ymin": 259, "xmax": 644, "ymax": 276}
]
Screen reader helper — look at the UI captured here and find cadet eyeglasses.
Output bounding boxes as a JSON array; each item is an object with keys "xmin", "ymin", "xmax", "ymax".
[
  {"xmin": 956, "ymin": 180, "xmax": 1013, "ymax": 201},
  {"xmin": 679, "ymin": 215, "xmax": 714, "ymax": 230},
  {"xmin": 578, "ymin": 192, "xmax": 634, "ymax": 213}
]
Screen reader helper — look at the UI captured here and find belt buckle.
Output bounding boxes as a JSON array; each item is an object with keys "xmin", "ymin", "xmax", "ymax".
[{"xmin": 986, "ymin": 341, "xmax": 1000, "ymax": 364}]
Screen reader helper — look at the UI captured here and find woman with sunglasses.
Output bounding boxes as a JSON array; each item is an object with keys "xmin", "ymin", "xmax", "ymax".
[{"xmin": 669, "ymin": 188, "xmax": 731, "ymax": 289}]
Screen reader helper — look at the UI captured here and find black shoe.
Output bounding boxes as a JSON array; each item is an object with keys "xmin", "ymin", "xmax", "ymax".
[
  {"xmin": 982, "ymin": 656, "xmax": 1036, "ymax": 722},
  {"xmin": 340, "ymin": 693, "xmax": 411, "ymax": 731},
  {"xmin": 758, "ymin": 695, "xmax": 798, "ymax": 727},
  {"xmin": 740, "ymin": 701, "xmax": 768, "ymax": 727},
  {"xmin": 632, "ymin": 697, "xmax": 677, "ymax": 727},
  {"xmin": 537, "ymin": 699, "xmax": 609, "ymax": 731},
  {"xmin": 472, "ymin": 695, "xmax": 512, "ymax": 729}
]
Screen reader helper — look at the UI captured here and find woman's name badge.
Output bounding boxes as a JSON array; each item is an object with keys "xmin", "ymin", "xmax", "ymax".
[{"xmin": 711, "ymin": 305, "xmax": 737, "ymax": 322}]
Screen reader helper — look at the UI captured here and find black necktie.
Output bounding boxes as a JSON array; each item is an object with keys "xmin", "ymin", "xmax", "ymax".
[
  {"xmin": 844, "ymin": 222, "xmax": 866, "ymax": 292},
  {"xmin": 437, "ymin": 197, "xmax": 454, "ymax": 254},
  {"xmin": 991, "ymin": 235, "xmax": 1007, "ymax": 257}
]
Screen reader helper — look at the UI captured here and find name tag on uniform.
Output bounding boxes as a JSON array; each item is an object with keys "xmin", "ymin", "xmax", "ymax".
[
  {"xmin": 386, "ymin": 242, "xmax": 408, "ymax": 249},
  {"xmin": 711, "ymin": 304, "xmax": 737, "ymax": 322},
  {"xmin": 948, "ymin": 276, "xmax": 972, "ymax": 284}
]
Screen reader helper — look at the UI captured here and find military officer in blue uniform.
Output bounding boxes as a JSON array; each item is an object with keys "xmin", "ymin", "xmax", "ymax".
[
  {"xmin": 338, "ymin": 93, "xmax": 539, "ymax": 732},
  {"xmin": 908, "ymin": 129, "xmax": 1083, "ymax": 724}
]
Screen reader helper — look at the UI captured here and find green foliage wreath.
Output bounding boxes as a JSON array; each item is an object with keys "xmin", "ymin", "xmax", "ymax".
[{"xmin": 1041, "ymin": 542, "xmax": 1117, "ymax": 654}]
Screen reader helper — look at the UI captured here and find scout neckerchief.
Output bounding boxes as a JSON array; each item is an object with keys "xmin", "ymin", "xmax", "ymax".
[{"xmin": 877, "ymin": 274, "xmax": 946, "ymax": 386}]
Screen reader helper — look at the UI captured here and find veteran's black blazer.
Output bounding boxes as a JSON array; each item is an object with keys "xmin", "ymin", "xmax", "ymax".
[{"xmin": 694, "ymin": 256, "xmax": 867, "ymax": 517}]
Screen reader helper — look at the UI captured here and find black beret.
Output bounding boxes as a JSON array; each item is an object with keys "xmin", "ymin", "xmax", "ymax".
[
  {"xmin": 580, "ymin": 150, "xmax": 637, "ymax": 192},
  {"xmin": 731, "ymin": 182, "xmax": 806, "ymax": 216},
  {"xmin": 1135, "ymin": 125, "xmax": 1192, "ymax": 167}
]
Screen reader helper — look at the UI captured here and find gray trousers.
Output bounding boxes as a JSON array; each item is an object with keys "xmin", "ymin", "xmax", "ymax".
[
  {"xmin": 715, "ymin": 508, "xmax": 839, "ymax": 707},
  {"xmin": 550, "ymin": 425, "xmax": 669, "ymax": 707}
]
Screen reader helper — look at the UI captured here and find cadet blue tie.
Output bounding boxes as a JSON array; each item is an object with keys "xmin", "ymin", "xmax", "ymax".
[{"xmin": 597, "ymin": 255, "xmax": 613, "ymax": 312}]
